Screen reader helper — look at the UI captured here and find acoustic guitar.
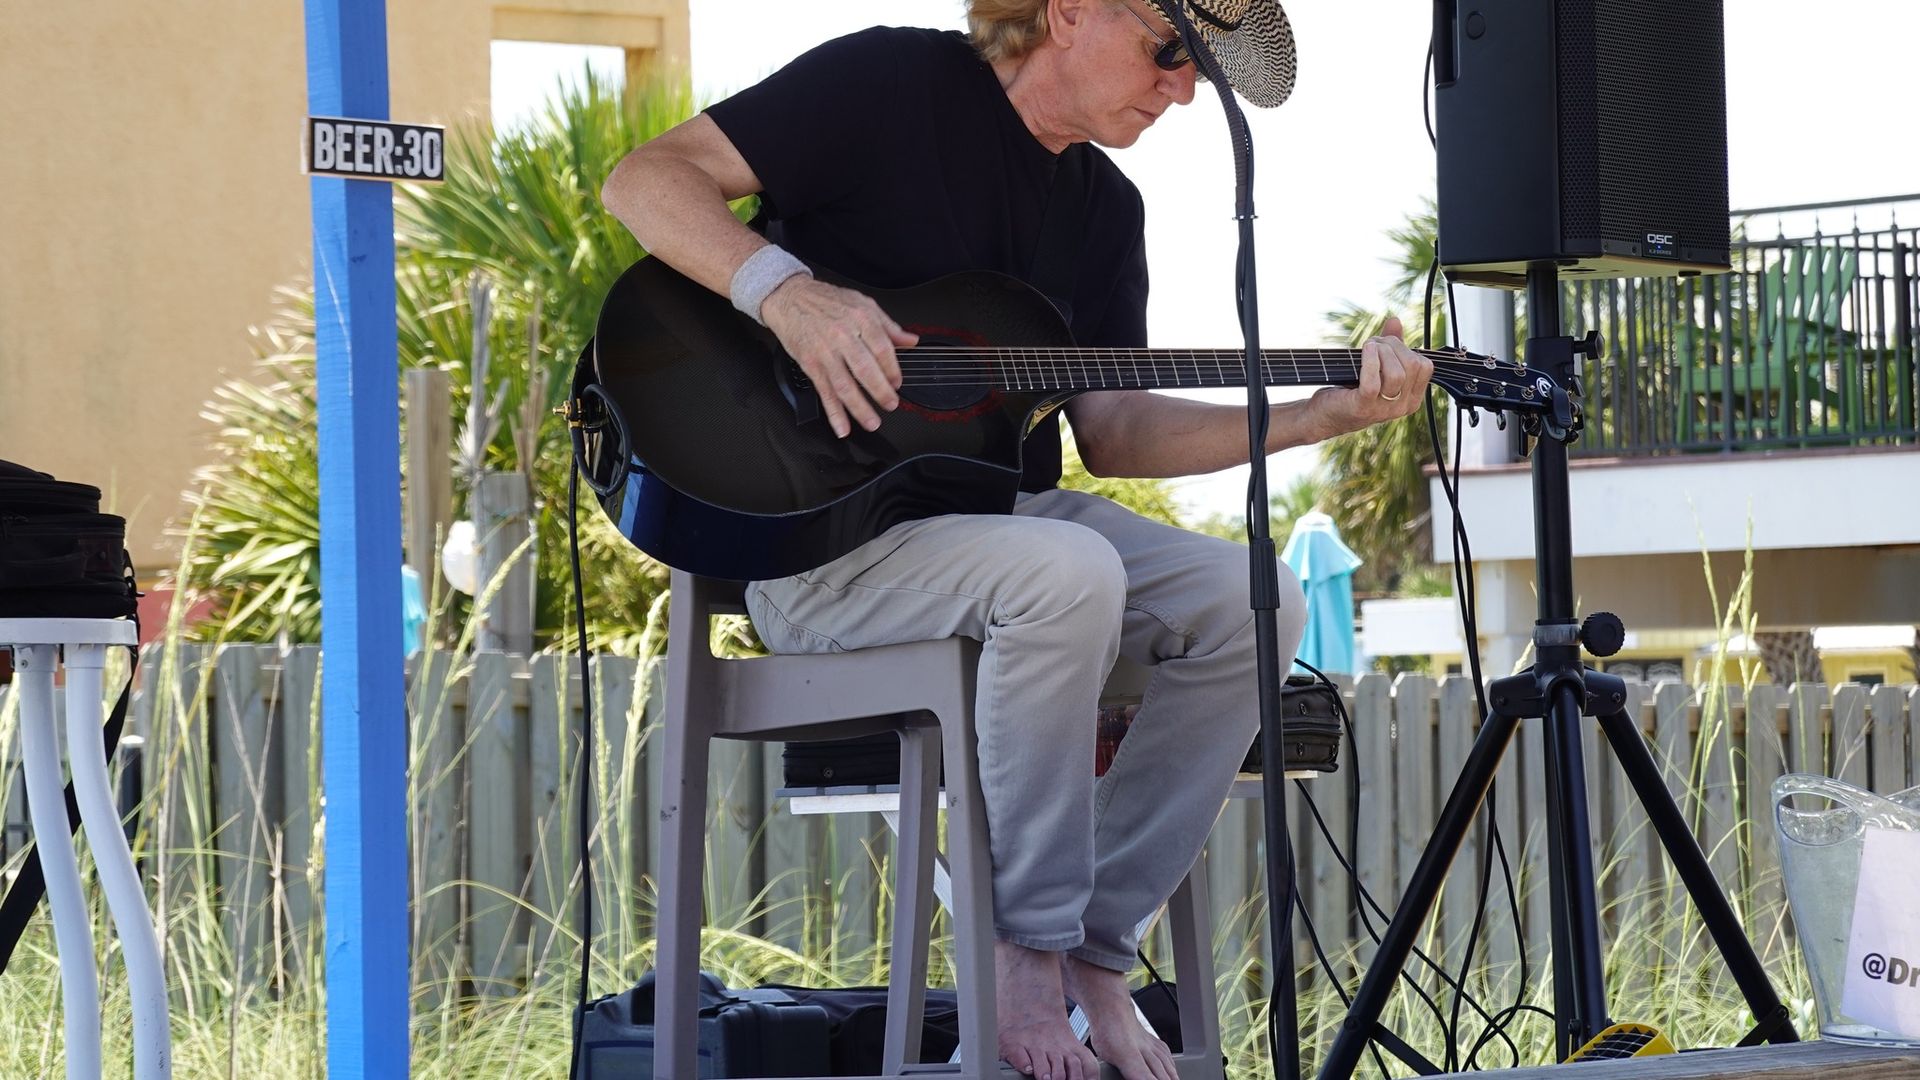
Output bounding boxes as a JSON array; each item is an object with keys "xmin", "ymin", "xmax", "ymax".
[{"xmin": 574, "ymin": 256, "xmax": 1565, "ymax": 580}]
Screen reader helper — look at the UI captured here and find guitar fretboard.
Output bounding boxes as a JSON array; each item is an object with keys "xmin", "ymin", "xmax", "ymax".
[{"xmin": 894, "ymin": 347, "xmax": 1461, "ymax": 393}]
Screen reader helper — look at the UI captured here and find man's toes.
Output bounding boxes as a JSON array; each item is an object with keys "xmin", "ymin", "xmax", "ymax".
[
  {"xmin": 1005, "ymin": 1046, "xmax": 1035, "ymax": 1076},
  {"xmin": 1075, "ymin": 1045, "xmax": 1102, "ymax": 1080}
]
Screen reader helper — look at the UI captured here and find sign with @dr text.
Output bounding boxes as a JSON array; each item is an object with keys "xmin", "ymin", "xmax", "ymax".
[{"xmin": 305, "ymin": 117, "xmax": 444, "ymax": 183}]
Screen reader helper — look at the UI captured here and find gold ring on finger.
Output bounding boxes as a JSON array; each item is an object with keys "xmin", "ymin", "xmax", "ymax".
[{"xmin": 1380, "ymin": 390, "xmax": 1402, "ymax": 402}]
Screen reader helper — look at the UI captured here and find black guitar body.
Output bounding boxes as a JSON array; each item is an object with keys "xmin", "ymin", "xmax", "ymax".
[{"xmin": 587, "ymin": 256, "xmax": 1076, "ymax": 581}]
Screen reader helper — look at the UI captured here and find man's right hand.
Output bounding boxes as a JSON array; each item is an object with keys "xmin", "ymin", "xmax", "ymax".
[{"xmin": 762, "ymin": 276, "xmax": 918, "ymax": 438}]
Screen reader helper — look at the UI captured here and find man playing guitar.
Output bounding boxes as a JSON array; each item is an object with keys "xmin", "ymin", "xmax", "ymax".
[{"xmin": 602, "ymin": 3, "xmax": 1433, "ymax": 1078}]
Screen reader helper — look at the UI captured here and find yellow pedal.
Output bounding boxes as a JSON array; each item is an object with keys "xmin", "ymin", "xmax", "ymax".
[{"xmin": 1566, "ymin": 1023, "xmax": 1676, "ymax": 1062}]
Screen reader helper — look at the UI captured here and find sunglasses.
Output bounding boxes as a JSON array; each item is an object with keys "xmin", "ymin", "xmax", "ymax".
[{"xmin": 1119, "ymin": 3, "xmax": 1194, "ymax": 71}]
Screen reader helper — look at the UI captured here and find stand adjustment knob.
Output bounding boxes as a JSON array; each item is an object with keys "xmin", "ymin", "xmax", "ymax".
[
  {"xmin": 1574, "ymin": 329, "xmax": 1606, "ymax": 360},
  {"xmin": 1581, "ymin": 612, "xmax": 1626, "ymax": 657}
]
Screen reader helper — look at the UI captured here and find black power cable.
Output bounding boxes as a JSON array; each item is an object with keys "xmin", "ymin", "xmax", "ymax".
[
  {"xmin": 566, "ymin": 452, "xmax": 596, "ymax": 1080},
  {"xmin": 1288, "ymin": 660, "xmax": 1525, "ymax": 1073}
]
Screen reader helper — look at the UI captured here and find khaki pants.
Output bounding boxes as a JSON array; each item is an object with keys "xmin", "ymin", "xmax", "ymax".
[{"xmin": 746, "ymin": 488, "xmax": 1308, "ymax": 971}]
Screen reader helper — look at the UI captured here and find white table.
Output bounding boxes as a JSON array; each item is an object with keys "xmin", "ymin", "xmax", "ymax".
[{"xmin": 2, "ymin": 618, "xmax": 171, "ymax": 1080}]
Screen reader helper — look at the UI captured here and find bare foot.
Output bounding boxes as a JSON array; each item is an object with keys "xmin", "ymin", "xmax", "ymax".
[
  {"xmin": 1060, "ymin": 954, "xmax": 1178, "ymax": 1080},
  {"xmin": 995, "ymin": 941, "xmax": 1099, "ymax": 1080}
]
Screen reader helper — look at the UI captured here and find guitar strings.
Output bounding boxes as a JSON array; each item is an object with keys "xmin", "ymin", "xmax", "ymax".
[{"xmin": 860, "ymin": 349, "xmax": 1537, "ymax": 390}]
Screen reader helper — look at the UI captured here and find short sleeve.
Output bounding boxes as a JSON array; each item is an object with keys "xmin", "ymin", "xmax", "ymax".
[{"xmin": 703, "ymin": 28, "xmax": 904, "ymax": 221}]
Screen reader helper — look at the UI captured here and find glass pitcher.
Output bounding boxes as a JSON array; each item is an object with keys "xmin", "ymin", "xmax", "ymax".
[{"xmin": 1773, "ymin": 774, "xmax": 1920, "ymax": 1045}]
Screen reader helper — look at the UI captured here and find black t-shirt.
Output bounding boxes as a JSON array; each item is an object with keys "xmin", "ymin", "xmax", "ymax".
[{"xmin": 704, "ymin": 26, "xmax": 1150, "ymax": 491}]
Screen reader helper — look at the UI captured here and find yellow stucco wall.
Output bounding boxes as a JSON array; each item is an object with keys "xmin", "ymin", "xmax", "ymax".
[{"xmin": 0, "ymin": 0, "xmax": 686, "ymax": 574}]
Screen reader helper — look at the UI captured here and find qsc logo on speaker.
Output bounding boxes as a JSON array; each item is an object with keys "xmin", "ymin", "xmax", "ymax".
[{"xmin": 1644, "ymin": 232, "xmax": 1677, "ymax": 258}]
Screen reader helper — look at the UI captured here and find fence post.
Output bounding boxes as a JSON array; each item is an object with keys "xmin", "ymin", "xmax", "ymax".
[
  {"xmin": 211, "ymin": 645, "xmax": 281, "ymax": 990},
  {"xmin": 528, "ymin": 653, "xmax": 576, "ymax": 982},
  {"xmin": 467, "ymin": 651, "xmax": 529, "ymax": 993},
  {"xmin": 473, "ymin": 472, "xmax": 534, "ymax": 656},
  {"xmin": 404, "ymin": 368, "xmax": 453, "ymax": 599},
  {"xmin": 1350, "ymin": 674, "xmax": 1393, "ymax": 971},
  {"xmin": 411, "ymin": 650, "xmax": 462, "ymax": 990},
  {"xmin": 1868, "ymin": 683, "xmax": 1909, "ymax": 794},
  {"xmin": 1436, "ymin": 676, "xmax": 1481, "ymax": 980},
  {"xmin": 1742, "ymin": 684, "xmax": 1789, "ymax": 964},
  {"xmin": 280, "ymin": 645, "xmax": 322, "ymax": 983},
  {"xmin": 1389, "ymin": 676, "xmax": 1436, "ymax": 917}
]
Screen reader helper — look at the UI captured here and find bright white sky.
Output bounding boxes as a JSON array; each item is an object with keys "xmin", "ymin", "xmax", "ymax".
[{"xmin": 494, "ymin": 1, "xmax": 1920, "ymax": 520}]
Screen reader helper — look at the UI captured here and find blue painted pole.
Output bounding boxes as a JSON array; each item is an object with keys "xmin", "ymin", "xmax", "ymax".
[{"xmin": 304, "ymin": 0, "xmax": 410, "ymax": 1075}]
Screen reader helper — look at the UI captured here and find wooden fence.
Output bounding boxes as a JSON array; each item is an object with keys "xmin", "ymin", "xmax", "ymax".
[{"xmin": 1, "ymin": 645, "xmax": 1914, "ymax": 998}]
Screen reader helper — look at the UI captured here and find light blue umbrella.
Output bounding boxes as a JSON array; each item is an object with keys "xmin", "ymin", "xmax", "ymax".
[{"xmin": 1280, "ymin": 510, "xmax": 1363, "ymax": 676}]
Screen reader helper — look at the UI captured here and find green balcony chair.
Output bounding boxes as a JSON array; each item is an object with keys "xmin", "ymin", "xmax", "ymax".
[{"xmin": 1676, "ymin": 243, "xmax": 1861, "ymax": 445}]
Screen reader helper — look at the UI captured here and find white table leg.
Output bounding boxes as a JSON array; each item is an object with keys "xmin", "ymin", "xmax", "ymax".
[
  {"xmin": 65, "ymin": 645, "xmax": 171, "ymax": 1079},
  {"xmin": 15, "ymin": 644, "xmax": 102, "ymax": 1080}
]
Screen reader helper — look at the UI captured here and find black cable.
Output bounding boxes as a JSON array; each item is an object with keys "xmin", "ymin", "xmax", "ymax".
[
  {"xmin": 1423, "ymin": 42, "xmax": 1438, "ymax": 150},
  {"xmin": 1289, "ymin": 660, "xmax": 1521, "ymax": 1068},
  {"xmin": 567, "ymin": 453, "xmax": 596, "ymax": 1080},
  {"xmin": 1420, "ymin": 255, "xmax": 1537, "ymax": 1071},
  {"xmin": 1286, "ymin": 841, "xmax": 1394, "ymax": 1080},
  {"xmin": 1137, "ymin": 949, "xmax": 1183, "ymax": 1020}
]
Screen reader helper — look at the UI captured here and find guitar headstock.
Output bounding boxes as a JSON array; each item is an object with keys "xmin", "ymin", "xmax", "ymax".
[{"xmin": 1424, "ymin": 348, "xmax": 1575, "ymax": 433}]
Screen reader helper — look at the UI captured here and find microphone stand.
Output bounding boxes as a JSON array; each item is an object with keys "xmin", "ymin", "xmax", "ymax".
[{"xmin": 1163, "ymin": 9, "xmax": 1300, "ymax": 1080}]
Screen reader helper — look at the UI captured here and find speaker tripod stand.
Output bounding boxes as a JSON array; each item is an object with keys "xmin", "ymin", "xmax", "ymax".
[{"xmin": 1316, "ymin": 261, "xmax": 1798, "ymax": 1080}]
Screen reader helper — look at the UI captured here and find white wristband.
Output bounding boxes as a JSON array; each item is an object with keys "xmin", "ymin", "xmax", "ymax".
[{"xmin": 730, "ymin": 244, "xmax": 813, "ymax": 326}]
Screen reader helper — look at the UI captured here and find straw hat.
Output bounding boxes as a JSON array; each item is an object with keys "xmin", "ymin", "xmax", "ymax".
[{"xmin": 1144, "ymin": 0, "xmax": 1298, "ymax": 108}]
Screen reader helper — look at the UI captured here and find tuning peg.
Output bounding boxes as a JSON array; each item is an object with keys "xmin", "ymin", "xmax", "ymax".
[
  {"xmin": 1465, "ymin": 407, "xmax": 1481, "ymax": 428},
  {"xmin": 1495, "ymin": 412, "xmax": 1508, "ymax": 431}
]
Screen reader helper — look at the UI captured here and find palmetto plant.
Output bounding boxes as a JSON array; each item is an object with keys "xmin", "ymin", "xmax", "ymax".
[
  {"xmin": 180, "ymin": 73, "xmax": 701, "ymax": 646},
  {"xmin": 1319, "ymin": 202, "xmax": 1446, "ymax": 595}
]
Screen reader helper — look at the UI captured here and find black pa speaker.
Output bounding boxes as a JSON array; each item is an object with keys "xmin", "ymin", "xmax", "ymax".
[{"xmin": 1433, "ymin": 0, "xmax": 1729, "ymax": 287}]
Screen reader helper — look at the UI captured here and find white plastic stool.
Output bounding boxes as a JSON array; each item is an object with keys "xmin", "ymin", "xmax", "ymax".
[{"xmin": 2, "ymin": 618, "xmax": 171, "ymax": 1080}]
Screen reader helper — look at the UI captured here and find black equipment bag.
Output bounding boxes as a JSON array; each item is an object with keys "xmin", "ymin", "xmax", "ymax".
[
  {"xmin": 781, "ymin": 733, "xmax": 913, "ymax": 788},
  {"xmin": 781, "ymin": 675, "xmax": 1343, "ymax": 790},
  {"xmin": 0, "ymin": 459, "xmax": 140, "ymax": 976},
  {"xmin": 1240, "ymin": 674, "xmax": 1344, "ymax": 775},
  {"xmin": 577, "ymin": 970, "xmax": 833, "ymax": 1079},
  {"xmin": 0, "ymin": 460, "xmax": 139, "ymax": 620},
  {"xmin": 761, "ymin": 985, "xmax": 962, "ymax": 1075},
  {"xmin": 763, "ymin": 982, "xmax": 1188, "ymax": 1073}
]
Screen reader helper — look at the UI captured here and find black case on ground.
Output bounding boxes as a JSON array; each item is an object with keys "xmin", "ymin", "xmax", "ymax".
[
  {"xmin": 779, "ymin": 675, "xmax": 1343, "ymax": 790},
  {"xmin": 577, "ymin": 971, "xmax": 832, "ymax": 1078}
]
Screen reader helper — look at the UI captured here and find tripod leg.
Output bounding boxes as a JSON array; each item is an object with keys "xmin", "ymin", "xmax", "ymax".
[
  {"xmin": 1544, "ymin": 684, "xmax": 1612, "ymax": 1058},
  {"xmin": 1318, "ymin": 709, "xmax": 1520, "ymax": 1080},
  {"xmin": 1541, "ymin": 727, "xmax": 1575, "ymax": 1056},
  {"xmin": 1597, "ymin": 708, "xmax": 1798, "ymax": 1042}
]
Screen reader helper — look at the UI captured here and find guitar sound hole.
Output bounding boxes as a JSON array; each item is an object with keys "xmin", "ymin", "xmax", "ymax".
[{"xmin": 901, "ymin": 334, "xmax": 993, "ymax": 413}]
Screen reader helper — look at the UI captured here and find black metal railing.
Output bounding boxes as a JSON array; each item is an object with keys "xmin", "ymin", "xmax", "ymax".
[{"xmin": 1561, "ymin": 197, "xmax": 1920, "ymax": 457}]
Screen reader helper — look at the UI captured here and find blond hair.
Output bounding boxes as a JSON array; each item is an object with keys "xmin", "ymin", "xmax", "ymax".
[{"xmin": 967, "ymin": 0, "xmax": 1053, "ymax": 63}]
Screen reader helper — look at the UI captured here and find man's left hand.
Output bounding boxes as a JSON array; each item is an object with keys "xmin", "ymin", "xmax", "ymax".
[{"xmin": 1307, "ymin": 315, "xmax": 1435, "ymax": 434}]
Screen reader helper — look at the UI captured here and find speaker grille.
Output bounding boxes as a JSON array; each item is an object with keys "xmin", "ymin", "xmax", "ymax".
[
  {"xmin": 1560, "ymin": 0, "xmax": 1729, "ymax": 261},
  {"xmin": 1557, "ymin": 0, "xmax": 1600, "ymax": 243}
]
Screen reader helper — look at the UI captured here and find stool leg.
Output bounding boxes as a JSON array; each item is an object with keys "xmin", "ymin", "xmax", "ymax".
[
  {"xmin": 885, "ymin": 724, "xmax": 942, "ymax": 1072},
  {"xmin": 16, "ymin": 645, "xmax": 103, "ymax": 1080},
  {"xmin": 1165, "ymin": 863, "xmax": 1223, "ymax": 1080},
  {"xmin": 937, "ymin": 704, "xmax": 998, "ymax": 1080},
  {"xmin": 655, "ymin": 715, "xmax": 711, "ymax": 1080}
]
